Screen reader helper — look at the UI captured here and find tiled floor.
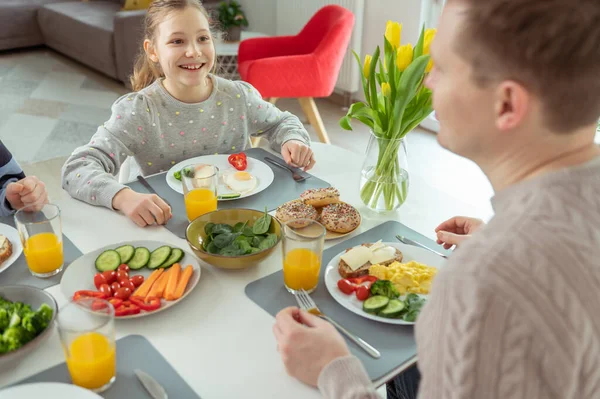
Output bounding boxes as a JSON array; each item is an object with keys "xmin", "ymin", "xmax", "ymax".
[{"xmin": 2, "ymin": 47, "xmax": 495, "ymax": 219}]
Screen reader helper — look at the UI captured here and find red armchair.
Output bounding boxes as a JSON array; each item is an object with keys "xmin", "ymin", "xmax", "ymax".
[{"xmin": 238, "ymin": 5, "xmax": 355, "ymax": 144}]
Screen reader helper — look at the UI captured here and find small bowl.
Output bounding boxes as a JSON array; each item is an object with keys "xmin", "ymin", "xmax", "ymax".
[
  {"xmin": 186, "ymin": 208, "xmax": 282, "ymax": 270},
  {"xmin": 0, "ymin": 285, "xmax": 58, "ymax": 371}
]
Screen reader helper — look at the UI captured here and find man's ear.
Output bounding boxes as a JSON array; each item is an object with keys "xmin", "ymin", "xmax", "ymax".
[
  {"xmin": 144, "ymin": 39, "xmax": 159, "ymax": 63},
  {"xmin": 494, "ymin": 81, "xmax": 530, "ymax": 131}
]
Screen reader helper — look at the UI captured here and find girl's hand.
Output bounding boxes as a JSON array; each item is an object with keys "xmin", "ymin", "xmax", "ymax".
[
  {"xmin": 112, "ymin": 189, "xmax": 172, "ymax": 227},
  {"xmin": 281, "ymin": 140, "xmax": 316, "ymax": 171}
]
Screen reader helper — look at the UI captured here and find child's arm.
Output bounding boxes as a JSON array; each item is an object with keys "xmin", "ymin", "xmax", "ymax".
[
  {"xmin": 238, "ymin": 82, "xmax": 311, "ymax": 150},
  {"xmin": 61, "ymin": 94, "xmax": 147, "ymax": 209},
  {"xmin": 0, "ymin": 141, "xmax": 26, "ymax": 216}
]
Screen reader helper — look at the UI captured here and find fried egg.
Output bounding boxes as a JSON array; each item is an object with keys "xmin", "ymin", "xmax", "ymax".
[{"xmin": 223, "ymin": 171, "xmax": 257, "ymax": 194}]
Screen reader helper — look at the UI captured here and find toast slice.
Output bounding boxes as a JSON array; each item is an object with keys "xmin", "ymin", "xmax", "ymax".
[
  {"xmin": 338, "ymin": 243, "xmax": 403, "ymax": 279},
  {"xmin": 0, "ymin": 235, "xmax": 13, "ymax": 265}
]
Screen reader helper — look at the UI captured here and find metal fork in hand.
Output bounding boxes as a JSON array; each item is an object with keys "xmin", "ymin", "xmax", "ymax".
[
  {"xmin": 264, "ymin": 157, "xmax": 306, "ymax": 182},
  {"xmin": 295, "ymin": 289, "xmax": 381, "ymax": 359}
]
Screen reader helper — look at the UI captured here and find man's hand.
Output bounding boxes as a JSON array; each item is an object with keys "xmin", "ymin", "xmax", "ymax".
[
  {"xmin": 435, "ymin": 216, "xmax": 485, "ymax": 249},
  {"xmin": 273, "ymin": 307, "xmax": 350, "ymax": 387},
  {"xmin": 281, "ymin": 140, "xmax": 316, "ymax": 171},
  {"xmin": 112, "ymin": 188, "xmax": 172, "ymax": 227},
  {"xmin": 5, "ymin": 176, "xmax": 49, "ymax": 211}
]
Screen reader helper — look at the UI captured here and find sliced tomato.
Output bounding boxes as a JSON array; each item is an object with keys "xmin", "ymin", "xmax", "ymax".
[
  {"xmin": 73, "ymin": 290, "xmax": 109, "ymax": 301},
  {"xmin": 355, "ymin": 285, "xmax": 371, "ymax": 301},
  {"xmin": 228, "ymin": 152, "xmax": 247, "ymax": 171},
  {"xmin": 129, "ymin": 296, "xmax": 161, "ymax": 312},
  {"xmin": 114, "ymin": 301, "xmax": 140, "ymax": 317},
  {"xmin": 337, "ymin": 279, "xmax": 357, "ymax": 295}
]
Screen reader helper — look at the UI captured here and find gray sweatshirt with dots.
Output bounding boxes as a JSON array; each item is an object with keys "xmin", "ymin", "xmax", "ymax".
[{"xmin": 61, "ymin": 75, "xmax": 310, "ymax": 209}]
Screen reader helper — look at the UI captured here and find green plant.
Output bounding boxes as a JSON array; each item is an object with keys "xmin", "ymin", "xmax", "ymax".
[{"xmin": 217, "ymin": 1, "xmax": 249, "ymax": 31}]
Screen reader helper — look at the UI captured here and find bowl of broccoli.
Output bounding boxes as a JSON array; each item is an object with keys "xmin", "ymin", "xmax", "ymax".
[{"xmin": 0, "ymin": 285, "xmax": 57, "ymax": 369}]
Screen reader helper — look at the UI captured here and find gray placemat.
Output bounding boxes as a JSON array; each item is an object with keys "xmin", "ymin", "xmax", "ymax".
[
  {"xmin": 9, "ymin": 334, "xmax": 200, "ymax": 399},
  {"xmin": 245, "ymin": 220, "xmax": 451, "ymax": 382},
  {"xmin": 126, "ymin": 148, "xmax": 330, "ymax": 239},
  {"xmin": 0, "ymin": 216, "xmax": 82, "ymax": 290}
]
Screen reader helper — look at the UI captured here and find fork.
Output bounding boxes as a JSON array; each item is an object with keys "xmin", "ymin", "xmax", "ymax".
[
  {"xmin": 295, "ymin": 289, "xmax": 381, "ymax": 359},
  {"xmin": 264, "ymin": 157, "xmax": 307, "ymax": 182}
]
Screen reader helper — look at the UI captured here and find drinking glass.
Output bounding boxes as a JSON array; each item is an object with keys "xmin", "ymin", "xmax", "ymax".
[
  {"xmin": 181, "ymin": 164, "xmax": 218, "ymax": 222},
  {"xmin": 57, "ymin": 298, "xmax": 116, "ymax": 393},
  {"xmin": 14, "ymin": 203, "xmax": 63, "ymax": 278},
  {"xmin": 282, "ymin": 219, "xmax": 326, "ymax": 294}
]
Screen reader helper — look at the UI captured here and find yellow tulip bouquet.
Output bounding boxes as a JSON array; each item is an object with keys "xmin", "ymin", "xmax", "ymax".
[{"xmin": 340, "ymin": 22, "xmax": 436, "ymax": 211}]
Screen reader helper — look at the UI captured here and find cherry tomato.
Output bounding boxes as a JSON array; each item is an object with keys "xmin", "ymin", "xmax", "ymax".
[
  {"xmin": 116, "ymin": 270, "xmax": 129, "ymax": 282},
  {"xmin": 102, "ymin": 270, "xmax": 117, "ymax": 284},
  {"xmin": 93, "ymin": 273, "xmax": 107, "ymax": 289},
  {"xmin": 130, "ymin": 275, "xmax": 144, "ymax": 287},
  {"xmin": 110, "ymin": 282, "xmax": 121, "ymax": 293},
  {"xmin": 355, "ymin": 285, "xmax": 371, "ymax": 301},
  {"xmin": 119, "ymin": 279, "xmax": 135, "ymax": 292},
  {"xmin": 337, "ymin": 279, "xmax": 357, "ymax": 295},
  {"xmin": 117, "ymin": 264, "xmax": 130, "ymax": 273},
  {"xmin": 99, "ymin": 283, "xmax": 113, "ymax": 297},
  {"xmin": 114, "ymin": 287, "xmax": 132, "ymax": 300}
]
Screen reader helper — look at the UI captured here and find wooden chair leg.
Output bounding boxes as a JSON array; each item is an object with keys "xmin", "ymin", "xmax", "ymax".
[
  {"xmin": 268, "ymin": 97, "xmax": 278, "ymax": 105},
  {"xmin": 250, "ymin": 136, "xmax": 262, "ymax": 148},
  {"xmin": 298, "ymin": 97, "xmax": 330, "ymax": 144}
]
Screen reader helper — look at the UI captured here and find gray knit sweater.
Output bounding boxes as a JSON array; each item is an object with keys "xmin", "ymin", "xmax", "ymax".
[
  {"xmin": 318, "ymin": 156, "xmax": 600, "ymax": 399},
  {"xmin": 61, "ymin": 75, "xmax": 310, "ymax": 209}
]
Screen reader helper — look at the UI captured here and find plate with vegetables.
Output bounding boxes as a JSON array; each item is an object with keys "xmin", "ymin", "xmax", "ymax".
[
  {"xmin": 324, "ymin": 241, "xmax": 444, "ymax": 325},
  {"xmin": 165, "ymin": 154, "xmax": 275, "ymax": 199},
  {"xmin": 60, "ymin": 241, "xmax": 201, "ymax": 319}
]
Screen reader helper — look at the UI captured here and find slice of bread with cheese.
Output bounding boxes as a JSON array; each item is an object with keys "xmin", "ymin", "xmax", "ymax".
[
  {"xmin": 0, "ymin": 235, "xmax": 13, "ymax": 265},
  {"xmin": 338, "ymin": 241, "xmax": 403, "ymax": 279}
]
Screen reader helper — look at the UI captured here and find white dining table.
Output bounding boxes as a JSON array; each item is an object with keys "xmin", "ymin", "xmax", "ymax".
[{"xmin": 0, "ymin": 143, "xmax": 491, "ymax": 398}]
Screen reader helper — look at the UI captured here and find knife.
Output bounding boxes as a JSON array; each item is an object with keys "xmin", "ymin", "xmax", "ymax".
[
  {"xmin": 395, "ymin": 235, "xmax": 449, "ymax": 259},
  {"xmin": 135, "ymin": 369, "xmax": 168, "ymax": 399},
  {"xmin": 263, "ymin": 156, "xmax": 311, "ymax": 180}
]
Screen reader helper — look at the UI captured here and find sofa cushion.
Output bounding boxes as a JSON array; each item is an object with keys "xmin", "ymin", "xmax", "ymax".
[
  {"xmin": 0, "ymin": 0, "xmax": 76, "ymax": 51},
  {"xmin": 38, "ymin": 1, "xmax": 121, "ymax": 78}
]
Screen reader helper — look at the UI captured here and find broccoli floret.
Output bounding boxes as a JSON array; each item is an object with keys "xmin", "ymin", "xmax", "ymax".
[
  {"xmin": 173, "ymin": 170, "xmax": 181, "ymax": 181},
  {"xmin": 8, "ymin": 312, "xmax": 21, "ymax": 328},
  {"xmin": 370, "ymin": 280, "xmax": 400, "ymax": 299},
  {"xmin": 21, "ymin": 304, "xmax": 53, "ymax": 334},
  {"xmin": 0, "ymin": 338, "xmax": 8, "ymax": 354},
  {"xmin": 3, "ymin": 326, "xmax": 33, "ymax": 351},
  {"xmin": 182, "ymin": 166, "xmax": 194, "ymax": 178},
  {"xmin": 12, "ymin": 302, "xmax": 33, "ymax": 318},
  {"xmin": 0, "ymin": 308, "xmax": 9, "ymax": 331},
  {"xmin": 37, "ymin": 304, "xmax": 53, "ymax": 325}
]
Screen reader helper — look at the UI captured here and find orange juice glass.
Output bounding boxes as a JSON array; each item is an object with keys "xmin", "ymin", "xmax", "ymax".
[
  {"xmin": 282, "ymin": 219, "xmax": 326, "ymax": 294},
  {"xmin": 181, "ymin": 164, "xmax": 218, "ymax": 221},
  {"xmin": 57, "ymin": 298, "xmax": 116, "ymax": 393},
  {"xmin": 14, "ymin": 203, "xmax": 64, "ymax": 278}
]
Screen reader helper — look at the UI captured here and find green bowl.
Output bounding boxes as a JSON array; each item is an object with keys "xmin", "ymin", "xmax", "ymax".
[{"xmin": 185, "ymin": 208, "xmax": 282, "ymax": 270}]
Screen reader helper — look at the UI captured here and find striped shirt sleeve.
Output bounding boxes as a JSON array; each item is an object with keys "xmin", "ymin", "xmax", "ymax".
[{"xmin": 0, "ymin": 141, "xmax": 26, "ymax": 216}]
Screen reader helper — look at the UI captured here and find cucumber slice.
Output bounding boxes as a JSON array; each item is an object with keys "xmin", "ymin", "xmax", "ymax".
[
  {"xmin": 362, "ymin": 295, "xmax": 389, "ymax": 314},
  {"xmin": 95, "ymin": 250, "xmax": 121, "ymax": 272},
  {"xmin": 160, "ymin": 248, "xmax": 184, "ymax": 268},
  {"xmin": 147, "ymin": 246, "xmax": 172, "ymax": 269},
  {"xmin": 218, "ymin": 193, "xmax": 241, "ymax": 200},
  {"xmin": 127, "ymin": 247, "xmax": 151, "ymax": 270},
  {"xmin": 380, "ymin": 299, "xmax": 405, "ymax": 318},
  {"xmin": 114, "ymin": 245, "xmax": 135, "ymax": 264}
]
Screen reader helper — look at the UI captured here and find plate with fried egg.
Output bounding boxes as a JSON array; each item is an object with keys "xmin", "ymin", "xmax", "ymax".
[
  {"xmin": 166, "ymin": 154, "xmax": 275, "ymax": 200},
  {"xmin": 324, "ymin": 241, "xmax": 444, "ymax": 325}
]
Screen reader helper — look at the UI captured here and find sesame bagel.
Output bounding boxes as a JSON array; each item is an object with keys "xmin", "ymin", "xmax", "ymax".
[
  {"xmin": 275, "ymin": 200, "xmax": 319, "ymax": 228},
  {"xmin": 320, "ymin": 202, "xmax": 361, "ymax": 233},
  {"xmin": 300, "ymin": 187, "xmax": 340, "ymax": 208}
]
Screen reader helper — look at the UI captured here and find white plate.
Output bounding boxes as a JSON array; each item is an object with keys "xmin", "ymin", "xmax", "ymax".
[
  {"xmin": 60, "ymin": 240, "xmax": 201, "ymax": 319},
  {"xmin": 0, "ymin": 382, "xmax": 102, "ymax": 399},
  {"xmin": 165, "ymin": 154, "xmax": 275, "ymax": 199},
  {"xmin": 0, "ymin": 223, "xmax": 24, "ymax": 275},
  {"xmin": 324, "ymin": 241, "xmax": 445, "ymax": 325}
]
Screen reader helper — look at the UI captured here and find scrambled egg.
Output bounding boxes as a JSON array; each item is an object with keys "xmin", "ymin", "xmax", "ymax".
[{"xmin": 369, "ymin": 261, "xmax": 438, "ymax": 295}]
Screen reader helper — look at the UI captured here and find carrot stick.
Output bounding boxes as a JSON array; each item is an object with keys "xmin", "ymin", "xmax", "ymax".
[
  {"xmin": 172, "ymin": 265, "xmax": 194, "ymax": 300},
  {"xmin": 163, "ymin": 264, "xmax": 181, "ymax": 301},
  {"xmin": 134, "ymin": 269, "xmax": 163, "ymax": 297},
  {"xmin": 146, "ymin": 268, "xmax": 171, "ymax": 299}
]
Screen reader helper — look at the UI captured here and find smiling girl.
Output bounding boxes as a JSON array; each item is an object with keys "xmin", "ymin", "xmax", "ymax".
[{"xmin": 61, "ymin": 0, "xmax": 314, "ymax": 227}]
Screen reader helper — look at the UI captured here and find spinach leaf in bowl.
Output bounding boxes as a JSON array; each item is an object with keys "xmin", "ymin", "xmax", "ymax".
[
  {"xmin": 213, "ymin": 232, "xmax": 240, "ymax": 249},
  {"xmin": 258, "ymin": 233, "xmax": 278, "ymax": 250},
  {"xmin": 212, "ymin": 223, "xmax": 233, "ymax": 235},
  {"xmin": 252, "ymin": 208, "xmax": 272, "ymax": 235},
  {"xmin": 204, "ymin": 222, "xmax": 215, "ymax": 236}
]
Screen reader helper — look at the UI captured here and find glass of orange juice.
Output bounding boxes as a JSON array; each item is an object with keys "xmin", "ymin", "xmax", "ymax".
[
  {"xmin": 14, "ymin": 203, "xmax": 64, "ymax": 278},
  {"xmin": 282, "ymin": 219, "xmax": 326, "ymax": 294},
  {"xmin": 57, "ymin": 297, "xmax": 116, "ymax": 393},
  {"xmin": 181, "ymin": 163, "xmax": 218, "ymax": 222}
]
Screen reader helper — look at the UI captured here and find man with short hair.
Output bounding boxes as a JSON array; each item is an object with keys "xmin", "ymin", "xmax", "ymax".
[{"xmin": 272, "ymin": 0, "xmax": 600, "ymax": 397}]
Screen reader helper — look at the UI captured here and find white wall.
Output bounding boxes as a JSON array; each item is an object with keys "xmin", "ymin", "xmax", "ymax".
[{"xmin": 237, "ymin": 0, "xmax": 278, "ymax": 35}]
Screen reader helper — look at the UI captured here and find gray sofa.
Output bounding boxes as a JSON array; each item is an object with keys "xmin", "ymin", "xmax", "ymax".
[{"xmin": 1, "ymin": 0, "xmax": 223, "ymax": 85}]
